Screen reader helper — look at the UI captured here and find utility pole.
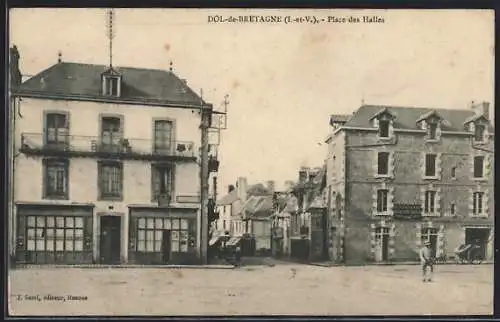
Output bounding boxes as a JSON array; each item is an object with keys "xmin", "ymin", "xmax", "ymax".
[{"xmin": 199, "ymin": 89, "xmax": 210, "ymax": 265}]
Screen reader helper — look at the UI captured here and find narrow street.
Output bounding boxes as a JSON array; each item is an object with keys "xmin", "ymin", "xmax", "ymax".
[{"xmin": 9, "ymin": 263, "xmax": 492, "ymax": 316}]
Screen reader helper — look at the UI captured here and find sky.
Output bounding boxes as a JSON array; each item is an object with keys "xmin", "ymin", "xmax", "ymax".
[{"xmin": 9, "ymin": 9, "xmax": 494, "ymax": 194}]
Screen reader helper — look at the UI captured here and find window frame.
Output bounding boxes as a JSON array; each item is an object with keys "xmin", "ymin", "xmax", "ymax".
[
  {"xmin": 424, "ymin": 154, "xmax": 437, "ymax": 178},
  {"xmin": 473, "ymin": 156, "xmax": 485, "ymax": 179},
  {"xmin": 378, "ymin": 120, "xmax": 390, "ymax": 138},
  {"xmin": 424, "ymin": 190, "xmax": 437, "ymax": 215},
  {"xmin": 134, "ymin": 217, "xmax": 194, "ymax": 254},
  {"xmin": 44, "ymin": 111, "xmax": 70, "ymax": 147},
  {"xmin": 151, "ymin": 163, "xmax": 175, "ymax": 202},
  {"xmin": 153, "ymin": 119, "xmax": 175, "ymax": 154},
  {"xmin": 472, "ymin": 191, "xmax": 485, "ymax": 216},
  {"xmin": 102, "ymin": 75, "xmax": 121, "ymax": 97},
  {"xmin": 376, "ymin": 189, "xmax": 389, "ymax": 214},
  {"xmin": 474, "ymin": 123, "xmax": 486, "ymax": 143},
  {"xmin": 98, "ymin": 161, "xmax": 124, "ymax": 201},
  {"xmin": 377, "ymin": 152, "xmax": 390, "ymax": 177},
  {"xmin": 43, "ymin": 158, "xmax": 69, "ymax": 200}
]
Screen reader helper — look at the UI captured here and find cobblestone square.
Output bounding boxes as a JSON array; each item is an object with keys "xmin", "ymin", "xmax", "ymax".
[{"xmin": 9, "ymin": 263, "xmax": 493, "ymax": 316}]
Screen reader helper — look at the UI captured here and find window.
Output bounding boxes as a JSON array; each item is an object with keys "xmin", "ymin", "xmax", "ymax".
[
  {"xmin": 451, "ymin": 166, "xmax": 457, "ymax": 179},
  {"xmin": 377, "ymin": 152, "xmax": 389, "ymax": 175},
  {"xmin": 375, "ymin": 227, "xmax": 389, "ymax": 243},
  {"xmin": 425, "ymin": 154, "xmax": 437, "ymax": 177},
  {"xmin": 45, "ymin": 113, "xmax": 69, "ymax": 146},
  {"xmin": 428, "ymin": 123, "xmax": 438, "ymax": 140},
  {"xmin": 135, "ymin": 217, "xmax": 195, "ymax": 253},
  {"xmin": 474, "ymin": 124, "xmax": 485, "ymax": 142},
  {"xmin": 450, "ymin": 203, "xmax": 456, "ymax": 215},
  {"xmin": 154, "ymin": 120, "xmax": 173, "ymax": 153},
  {"xmin": 43, "ymin": 159, "xmax": 69, "ymax": 199},
  {"xmin": 152, "ymin": 164, "xmax": 174, "ymax": 201},
  {"xmin": 101, "ymin": 117, "xmax": 122, "ymax": 147},
  {"xmin": 424, "ymin": 191, "xmax": 436, "ymax": 213},
  {"xmin": 473, "ymin": 192, "xmax": 484, "ymax": 215},
  {"xmin": 103, "ymin": 76, "xmax": 119, "ymax": 96},
  {"xmin": 26, "ymin": 215, "xmax": 85, "ymax": 253},
  {"xmin": 98, "ymin": 162, "xmax": 123, "ymax": 200},
  {"xmin": 376, "ymin": 189, "xmax": 388, "ymax": 213},
  {"xmin": 379, "ymin": 120, "xmax": 390, "ymax": 138},
  {"xmin": 473, "ymin": 156, "xmax": 484, "ymax": 178}
]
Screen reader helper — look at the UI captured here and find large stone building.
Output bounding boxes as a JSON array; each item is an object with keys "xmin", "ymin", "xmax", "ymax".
[
  {"xmin": 325, "ymin": 103, "xmax": 494, "ymax": 265},
  {"xmin": 9, "ymin": 46, "xmax": 215, "ymax": 265}
]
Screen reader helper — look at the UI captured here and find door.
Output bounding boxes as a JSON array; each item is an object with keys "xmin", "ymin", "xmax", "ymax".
[
  {"xmin": 382, "ymin": 235, "xmax": 389, "ymax": 261},
  {"xmin": 162, "ymin": 230, "xmax": 171, "ymax": 263},
  {"xmin": 465, "ymin": 228, "xmax": 490, "ymax": 260},
  {"xmin": 100, "ymin": 216, "xmax": 121, "ymax": 264}
]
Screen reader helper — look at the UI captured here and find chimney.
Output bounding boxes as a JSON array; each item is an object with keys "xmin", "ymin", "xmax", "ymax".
[
  {"xmin": 471, "ymin": 101, "xmax": 490, "ymax": 119},
  {"xmin": 266, "ymin": 180, "xmax": 275, "ymax": 193},
  {"xmin": 9, "ymin": 45, "xmax": 22, "ymax": 89},
  {"xmin": 236, "ymin": 177, "xmax": 247, "ymax": 203},
  {"xmin": 228, "ymin": 185, "xmax": 235, "ymax": 193},
  {"xmin": 298, "ymin": 167, "xmax": 308, "ymax": 183}
]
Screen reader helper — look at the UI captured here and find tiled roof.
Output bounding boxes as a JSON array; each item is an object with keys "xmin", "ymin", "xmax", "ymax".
[
  {"xmin": 216, "ymin": 190, "xmax": 238, "ymax": 206},
  {"xmin": 344, "ymin": 105, "xmax": 493, "ymax": 132},
  {"xmin": 330, "ymin": 114, "xmax": 351, "ymax": 125},
  {"xmin": 242, "ymin": 195, "xmax": 273, "ymax": 218},
  {"xmin": 17, "ymin": 62, "xmax": 204, "ymax": 106}
]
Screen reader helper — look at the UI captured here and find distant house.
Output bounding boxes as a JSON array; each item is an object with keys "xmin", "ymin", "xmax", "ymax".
[{"xmin": 214, "ymin": 177, "xmax": 275, "ymax": 253}]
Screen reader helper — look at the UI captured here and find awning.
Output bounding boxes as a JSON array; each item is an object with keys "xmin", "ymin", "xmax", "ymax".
[
  {"xmin": 226, "ymin": 237, "xmax": 241, "ymax": 246},
  {"xmin": 209, "ymin": 236, "xmax": 222, "ymax": 246}
]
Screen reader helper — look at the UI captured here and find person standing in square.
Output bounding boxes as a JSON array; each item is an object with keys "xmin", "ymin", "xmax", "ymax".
[{"xmin": 420, "ymin": 240, "xmax": 434, "ymax": 282}]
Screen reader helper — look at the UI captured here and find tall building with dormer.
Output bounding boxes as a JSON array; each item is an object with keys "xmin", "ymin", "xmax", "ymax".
[
  {"xmin": 9, "ymin": 46, "xmax": 216, "ymax": 265},
  {"xmin": 325, "ymin": 103, "xmax": 494, "ymax": 265}
]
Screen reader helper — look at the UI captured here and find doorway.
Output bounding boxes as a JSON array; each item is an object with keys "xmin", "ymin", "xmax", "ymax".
[
  {"xmin": 162, "ymin": 230, "xmax": 171, "ymax": 263},
  {"xmin": 465, "ymin": 228, "xmax": 490, "ymax": 260},
  {"xmin": 375, "ymin": 227, "xmax": 389, "ymax": 261},
  {"xmin": 100, "ymin": 216, "xmax": 121, "ymax": 264}
]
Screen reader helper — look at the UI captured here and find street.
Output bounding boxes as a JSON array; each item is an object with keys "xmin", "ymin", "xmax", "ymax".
[{"xmin": 9, "ymin": 263, "xmax": 492, "ymax": 316}]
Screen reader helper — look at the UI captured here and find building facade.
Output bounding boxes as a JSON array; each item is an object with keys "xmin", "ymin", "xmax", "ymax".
[
  {"xmin": 325, "ymin": 103, "xmax": 494, "ymax": 265},
  {"xmin": 9, "ymin": 49, "xmax": 215, "ymax": 265}
]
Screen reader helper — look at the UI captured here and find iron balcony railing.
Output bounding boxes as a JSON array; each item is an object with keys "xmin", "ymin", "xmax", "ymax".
[{"xmin": 20, "ymin": 132, "xmax": 196, "ymax": 158}]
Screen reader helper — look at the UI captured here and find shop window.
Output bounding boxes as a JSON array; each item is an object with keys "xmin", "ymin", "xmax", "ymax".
[
  {"xmin": 136, "ymin": 217, "xmax": 194, "ymax": 253},
  {"xmin": 26, "ymin": 215, "xmax": 85, "ymax": 252}
]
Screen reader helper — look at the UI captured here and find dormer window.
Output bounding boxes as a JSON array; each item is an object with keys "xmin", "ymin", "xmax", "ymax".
[
  {"xmin": 371, "ymin": 108, "xmax": 395, "ymax": 140},
  {"xmin": 101, "ymin": 68, "xmax": 122, "ymax": 97},
  {"xmin": 428, "ymin": 123, "xmax": 438, "ymax": 140},
  {"xmin": 379, "ymin": 120, "xmax": 390, "ymax": 138},
  {"xmin": 474, "ymin": 124, "xmax": 486, "ymax": 142},
  {"xmin": 418, "ymin": 111, "xmax": 443, "ymax": 142}
]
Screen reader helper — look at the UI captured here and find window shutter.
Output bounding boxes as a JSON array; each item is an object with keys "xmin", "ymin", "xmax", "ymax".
[
  {"xmin": 97, "ymin": 163, "xmax": 102, "ymax": 198},
  {"xmin": 435, "ymin": 188, "xmax": 441, "ymax": 215},
  {"xmin": 468, "ymin": 188, "xmax": 474, "ymax": 215},
  {"xmin": 388, "ymin": 186, "xmax": 394, "ymax": 216},
  {"xmin": 436, "ymin": 153, "xmax": 442, "ymax": 180},
  {"xmin": 415, "ymin": 223, "xmax": 422, "ymax": 248},
  {"xmin": 370, "ymin": 223, "xmax": 376, "ymax": 257},
  {"xmin": 436, "ymin": 123, "xmax": 442, "ymax": 140},
  {"xmin": 485, "ymin": 154, "xmax": 492, "ymax": 178},
  {"xmin": 170, "ymin": 165, "xmax": 176, "ymax": 201},
  {"xmin": 469, "ymin": 155, "xmax": 475, "ymax": 178},
  {"xmin": 373, "ymin": 150, "xmax": 378, "ymax": 177},
  {"xmin": 372, "ymin": 186, "xmax": 378, "ymax": 215},
  {"xmin": 388, "ymin": 120, "xmax": 394, "ymax": 138},
  {"xmin": 389, "ymin": 224, "xmax": 395, "ymax": 259},
  {"xmin": 151, "ymin": 165, "xmax": 159, "ymax": 200},
  {"xmin": 420, "ymin": 152, "xmax": 426, "ymax": 178},
  {"xmin": 389, "ymin": 152, "xmax": 395, "ymax": 178},
  {"xmin": 420, "ymin": 187, "xmax": 425, "ymax": 212},
  {"xmin": 484, "ymin": 189, "xmax": 490, "ymax": 217},
  {"xmin": 437, "ymin": 225, "xmax": 445, "ymax": 258}
]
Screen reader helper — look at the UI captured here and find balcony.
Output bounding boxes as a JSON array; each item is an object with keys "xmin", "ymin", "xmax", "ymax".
[{"xmin": 19, "ymin": 133, "xmax": 197, "ymax": 162}]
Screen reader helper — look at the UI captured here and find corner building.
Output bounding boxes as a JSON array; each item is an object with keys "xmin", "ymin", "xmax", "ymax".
[
  {"xmin": 9, "ymin": 50, "xmax": 214, "ymax": 265},
  {"xmin": 325, "ymin": 103, "xmax": 494, "ymax": 264}
]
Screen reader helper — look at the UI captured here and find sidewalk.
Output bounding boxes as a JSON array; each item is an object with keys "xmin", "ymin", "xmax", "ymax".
[
  {"xmin": 11, "ymin": 263, "xmax": 235, "ymax": 270},
  {"xmin": 310, "ymin": 260, "xmax": 495, "ymax": 267}
]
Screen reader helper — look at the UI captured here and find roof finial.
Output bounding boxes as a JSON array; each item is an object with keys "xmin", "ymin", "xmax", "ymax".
[
  {"xmin": 58, "ymin": 51, "xmax": 62, "ymax": 63},
  {"xmin": 169, "ymin": 60, "xmax": 173, "ymax": 72}
]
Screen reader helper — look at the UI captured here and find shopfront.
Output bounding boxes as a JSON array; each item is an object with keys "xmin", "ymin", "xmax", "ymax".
[
  {"xmin": 15, "ymin": 203, "xmax": 94, "ymax": 264},
  {"xmin": 128, "ymin": 206, "xmax": 198, "ymax": 265}
]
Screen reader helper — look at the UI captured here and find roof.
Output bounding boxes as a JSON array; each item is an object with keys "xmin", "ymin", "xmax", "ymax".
[
  {"xmin": 17, "ymin": 62, "xmax": 205, "ymax": 106},
  {"xmin": 242, "ymin": 195, "xmax": 273, "ymax": 218},
  {"xmin": 216, "ymin": 190, "xmax": 238, "ymax": 206},
  {"xmin": 344, "ymin": 105, "xmax": 493, "ymax": 132},
  {"xmin": 330, "ymin": 114, "xmax": 351, "ymax": 125}
]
